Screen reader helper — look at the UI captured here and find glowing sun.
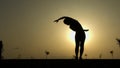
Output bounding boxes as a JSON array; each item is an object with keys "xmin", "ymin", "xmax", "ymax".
[
  {"xmin": 67, "ymin": 30, "xmax": 90, "ymax": 44},
  {"xmin": 69, "ymin": 31, "xmax": 75, "ymax": 43}
]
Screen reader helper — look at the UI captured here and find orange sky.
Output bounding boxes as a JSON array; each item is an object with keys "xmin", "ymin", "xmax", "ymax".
[{"xmin": 0, "ymin": 0, "xmax": 120, "ymax": 59}]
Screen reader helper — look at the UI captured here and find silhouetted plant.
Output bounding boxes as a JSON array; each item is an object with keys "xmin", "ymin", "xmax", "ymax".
[
  {"xmin": 0, "ymin": 41, "xmax": 3, "ymax": 60},
  {"xmin": 30, "ymin": 56, "xmax": 34, "ymax": 59},
  {"xmin": 116, "ymin": 38, "xmax": 120, "ymax": 47},
  {"xmin": 99, "ymin": 54, "xmax": 102, "ymax": 59},
  {"xmin": 72, "ymin": 55, "xmax": 76, "ymax": 59},
  {"xmin": 84, "ymin": 54, "xmax": 87, "ymax": 59},
  {"xmin": 45, "ymin": 51, "xmax": 50, "ymax": 59},
  {"xmin": 110, "ymin": 50, "xmax": 113, "ymax": 59},
  {"xmin": 17, "ymin": 54, "xmax": 21, "ymax": 59}
]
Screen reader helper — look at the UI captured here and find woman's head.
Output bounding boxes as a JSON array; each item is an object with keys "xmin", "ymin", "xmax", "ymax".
[{"xmin": 63, "ymin": 18, "xmax": 72, "ymax": 25}]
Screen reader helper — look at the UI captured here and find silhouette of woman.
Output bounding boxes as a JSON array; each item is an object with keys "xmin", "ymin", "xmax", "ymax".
[{"xmin": 54, "ymin": 16, "xmax": 88, "ymax": 60}]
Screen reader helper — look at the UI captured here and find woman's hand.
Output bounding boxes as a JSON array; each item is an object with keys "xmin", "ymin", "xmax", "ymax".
[{"xmin": 54, "ymin": 19, "xmax": 59, "ymax": 23}]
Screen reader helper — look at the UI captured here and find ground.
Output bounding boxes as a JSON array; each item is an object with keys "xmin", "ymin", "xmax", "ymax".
[{"xmin": 0, "ymin": 59, "xmax": 120, "ymax": 67}]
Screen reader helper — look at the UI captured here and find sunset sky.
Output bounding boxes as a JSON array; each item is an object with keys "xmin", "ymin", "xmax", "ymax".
[{"xmin": 0, "ymin": 0, "xmax": 120, "ymax": 59}]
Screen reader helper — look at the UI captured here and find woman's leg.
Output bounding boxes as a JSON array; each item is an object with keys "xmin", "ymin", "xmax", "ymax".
[
  {"xmin": 79, "ymin": 40, "xmax": 85, "ymax": 59},
  {"xmin": 75, "ymin": 40, "xmax": 79, "ymax": 60}
]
